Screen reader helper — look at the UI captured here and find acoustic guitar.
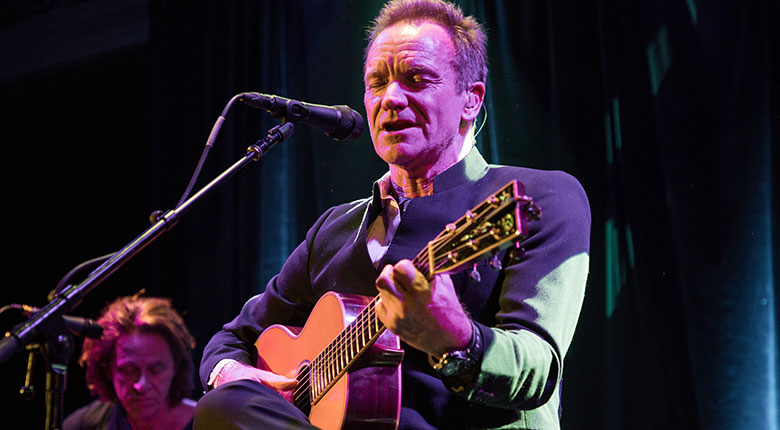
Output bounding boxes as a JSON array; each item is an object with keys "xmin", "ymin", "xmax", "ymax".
[{"xmin": 254, "ymin": 180, "xmax": 540, "ymax": 429}]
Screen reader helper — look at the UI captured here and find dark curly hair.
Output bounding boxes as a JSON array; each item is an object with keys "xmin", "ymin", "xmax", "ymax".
[{"xmin": 79, "ymin": 295, "xmax": 196, "ymax": 406}]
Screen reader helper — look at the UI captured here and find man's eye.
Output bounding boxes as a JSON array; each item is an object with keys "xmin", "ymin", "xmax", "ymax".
[
  {"xmin": 116, "ymin": 366, "xmax": 138, "ymax": 378},
  {"xmin": 367, "ymin": 80, "xmax": 387, "ymax": 89},
  {"xmin": 149, "ymin": 364, "xmax": 166, "ymax": 375},
  {"xmin": 407, "ymin": 75, "xmax": 429, "ymax": 87}
]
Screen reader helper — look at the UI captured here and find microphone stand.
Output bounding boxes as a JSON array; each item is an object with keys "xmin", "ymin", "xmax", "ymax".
[{"xmin": 0, "ymin": 121, "xmax": 295, "ymax": 430}]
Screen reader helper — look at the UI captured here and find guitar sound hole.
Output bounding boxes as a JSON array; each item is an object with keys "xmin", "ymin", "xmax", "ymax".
[{"xmin": 293, "ymin": 363, "xmax": 312, "ymax": 416}]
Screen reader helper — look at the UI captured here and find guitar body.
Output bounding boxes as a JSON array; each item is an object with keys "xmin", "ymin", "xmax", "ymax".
[{"xmin": 255, "ymin": 292, "xmax": 404, "ymax": 430}]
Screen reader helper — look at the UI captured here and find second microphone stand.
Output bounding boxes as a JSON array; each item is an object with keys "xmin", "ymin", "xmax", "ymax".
[{"xmin": 0, "ymin": 120, "xmax": 295, "ymax": 430}]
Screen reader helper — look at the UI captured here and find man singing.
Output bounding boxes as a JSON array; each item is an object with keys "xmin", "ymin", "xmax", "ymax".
[{"xmin": 194, "ymin": 1, "xmax": 590, "ymax": 428}]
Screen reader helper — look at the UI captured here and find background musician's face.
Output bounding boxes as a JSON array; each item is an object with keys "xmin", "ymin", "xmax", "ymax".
[
  {"xmin": 111, "ymin": 331, "xmax": 175, "ymax": 422},
  {"xmin": 364, "ymin": 20, "xmax": 469, "ymax": 176}
]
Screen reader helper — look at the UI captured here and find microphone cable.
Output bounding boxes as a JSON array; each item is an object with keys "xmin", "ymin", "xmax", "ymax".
[{"xmin": 173, "ymin": 93, "xmax": 244, "ymax": 210}]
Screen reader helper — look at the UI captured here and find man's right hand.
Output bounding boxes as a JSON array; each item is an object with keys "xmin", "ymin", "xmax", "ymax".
[{"xmin": 215, "ymin": 360, "xmax": 298, "ymax": 398}]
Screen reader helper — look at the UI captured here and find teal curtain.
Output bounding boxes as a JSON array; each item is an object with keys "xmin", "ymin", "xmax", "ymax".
[
  {"xmin": 595, "ymin": 1, "xmax": 776, "ymax": 428},
  {"xmin": 0, "ymin": 1, "xmax": 775, "ymax": 428}
]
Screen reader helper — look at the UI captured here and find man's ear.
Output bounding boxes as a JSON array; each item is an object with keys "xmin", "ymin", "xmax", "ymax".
[{"xmin": 462, "ymin": 82, "xmax": 486, "ymax": 122}]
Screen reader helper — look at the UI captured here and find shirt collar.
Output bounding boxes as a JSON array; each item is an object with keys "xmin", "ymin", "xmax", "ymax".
[{"xmin": 430, "ymin": 145, "xmax": 489, "ymax": 193}]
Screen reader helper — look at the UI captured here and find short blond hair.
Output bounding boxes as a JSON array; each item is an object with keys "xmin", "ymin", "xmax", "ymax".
[{"xmin": 365, "ymin": 0, "xmax": 488, "ymax": 93}]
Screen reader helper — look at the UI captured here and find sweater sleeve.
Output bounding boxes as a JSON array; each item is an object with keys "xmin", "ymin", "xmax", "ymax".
[{"xmin": 462, "ymin": 170, "xmax": 591, "ymax": 411}]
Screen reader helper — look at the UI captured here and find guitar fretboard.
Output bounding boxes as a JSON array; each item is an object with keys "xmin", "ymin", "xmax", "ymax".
[
  {"xmin": 309, "ymin": 251, "xmax": 435, "ymax": 403},
  {"xmin": 311, "ymin": 295, "xmax": 382, "ymax": 402}
]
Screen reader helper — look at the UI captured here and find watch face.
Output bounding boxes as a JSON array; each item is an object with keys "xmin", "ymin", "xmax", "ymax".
[{"xmin": 441, "ymin": 350, "xmax": 475, "ymax": 377}]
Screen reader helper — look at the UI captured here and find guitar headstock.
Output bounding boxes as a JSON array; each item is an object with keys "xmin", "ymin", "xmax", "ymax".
[{"xmin": 425, "ymin": 180, "xmax": 540, "ymax": 277}]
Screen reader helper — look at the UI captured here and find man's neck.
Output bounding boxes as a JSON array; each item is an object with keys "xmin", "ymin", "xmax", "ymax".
[
  {"xmin": 389, "ymin": 137, "xmax": 474, "ymax": 198},
  {"xmin": 388, "ymin": 172, "xmax": 435, "ymax": 198}
]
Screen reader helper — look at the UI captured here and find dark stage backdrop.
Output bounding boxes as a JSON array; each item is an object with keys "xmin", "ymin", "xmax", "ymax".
[{"xmin": 0, "ymin": 1, "xmax": 775, "ymax": 429}]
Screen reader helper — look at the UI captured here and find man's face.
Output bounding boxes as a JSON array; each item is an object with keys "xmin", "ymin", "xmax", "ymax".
[
  {"xmin": 364, "ymin": 21, "xmax": 468, "ymax": 176},
  {"xmin": 111, "ymin": 331, "xmax": 175, "ymax": 423}
]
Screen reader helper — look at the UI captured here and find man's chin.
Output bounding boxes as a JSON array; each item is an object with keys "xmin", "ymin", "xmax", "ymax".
[
  {"xmin": 379, "ymin": 152, "xmax": 419, "ymax": 169},
  {"xmin": 126, "ymin": 399, "xmax": 161, "ymax": 417},
  {"xmin": 375, "ymin": 142, "xmax": 420, "ymax": 164}
]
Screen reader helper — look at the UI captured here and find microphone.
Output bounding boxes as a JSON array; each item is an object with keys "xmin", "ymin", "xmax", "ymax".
[
  {"xmin": 239, "ymin": 92, "xmax": 364, "ymax": 140},
  {"xmin": 14, "ymin": 304, "xmax": 103, "ymax": 339}
]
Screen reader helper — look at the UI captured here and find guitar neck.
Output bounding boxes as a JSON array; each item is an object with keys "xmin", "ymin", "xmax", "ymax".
[{"xmin": 309, "ymin": 245, "xmax": 431, "ymax": 403}]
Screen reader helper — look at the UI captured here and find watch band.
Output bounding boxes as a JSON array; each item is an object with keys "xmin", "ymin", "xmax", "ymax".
[{"xmin": 428, "ymin": 320, "xmax": 484, "ymax": 392}]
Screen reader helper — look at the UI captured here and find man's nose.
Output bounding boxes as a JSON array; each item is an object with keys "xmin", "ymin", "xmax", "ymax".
[
  {"xmin": 381, "ymin": 81, "xmax": 407, "ymax": 110},
  {"xmin": 133, "ymin": 373, "xmax": 149, "ymax": 391}
]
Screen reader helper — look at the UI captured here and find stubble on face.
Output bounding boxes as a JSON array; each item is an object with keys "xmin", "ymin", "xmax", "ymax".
[{"xmin": 364, "ymin": 21, "xmax": 469, "ymax": 195}]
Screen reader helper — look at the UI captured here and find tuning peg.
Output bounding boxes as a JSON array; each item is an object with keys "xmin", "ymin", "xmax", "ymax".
[
  {"xmin": 507, "ymin": 242, "xmax": 526, "ymax": 262},
  {"xmin": 490, "ymin": 254, "xmax": 502, "ymax": 270},
  {"xmin": 525, "ymin": 201, "xmax": 542, "ymax": 221},
  {"xmin": 470, "ymin": 264, "xmax": 481, "ymax": 282}
]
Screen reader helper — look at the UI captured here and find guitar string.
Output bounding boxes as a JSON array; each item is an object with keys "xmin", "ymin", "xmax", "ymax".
[
  {"xmin": 434, "ymin": 212, "xmax": 519, "ymax": 264},
  {"xmin": 424, "ymin": 202, "xmax": 518, "ymax": 272},
  {"xmin": 290, "ymin": 298, "xmax": 380, "ymax": 405},
  {"xmin": 413, "ymin": 187, "xmax": 512, "ymax": 264},
  {"xmin": 292, "ymin": 366, "xmax": 311, "ymax": 407},
  {"xmin": 297, "ymin": 253, "xmax": 510, "ymax": 403},
  {"xmin": 301, "ymin": 297, "xmax": 381, "ymax": 402},
  {"xmin": 303, "ymin": 249, "xmax": 419, "ymax": 403},
  {"xmin": 430, "ymin": 228, "xmax": 516, "ymax": 273},
  {"xmin": 300, "ymin": 299, "xmax": 385, "ymax": 404},
  {"xmin": 423, "ymin": 199, "xmax": 506, "ymax": 258},
  {"xmin": 294, "ymin": 228, "xmax": 505, "ymax": 406}
]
